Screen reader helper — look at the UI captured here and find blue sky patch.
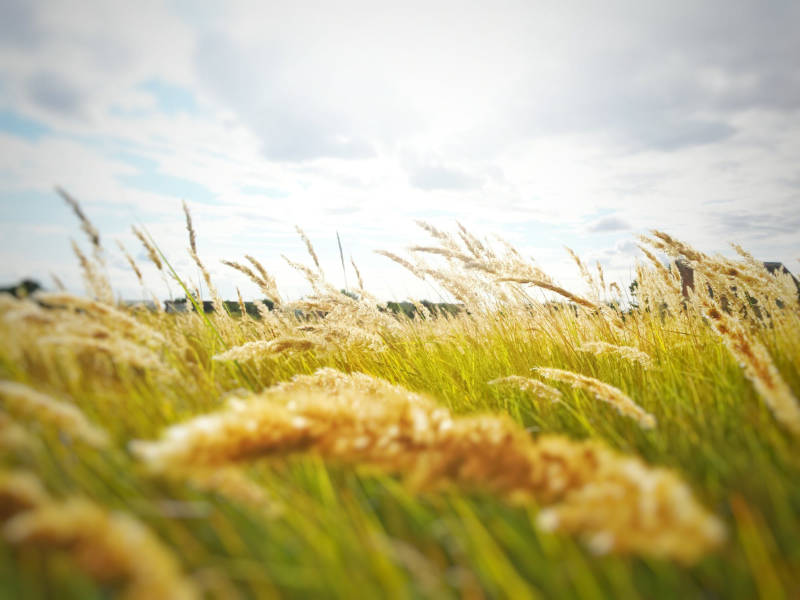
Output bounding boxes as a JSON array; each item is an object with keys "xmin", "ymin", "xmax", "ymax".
[
  {"xmin": 138, "ymin": 79, "xmax": 197, "ymax": 115},
  {"xmin": 119, "ymin": 170, "xmax": 215, "ymax": 203},
  {"xmin": 0, "ymin": 110, "xmax": 51, "ymax": 140},
  {"xmin": 113, "ymin": 151, "xmax": 160, "ymax": 172}
]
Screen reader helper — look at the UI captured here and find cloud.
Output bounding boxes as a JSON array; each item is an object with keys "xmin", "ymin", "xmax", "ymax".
[
  {"xmin": 27, "ymin": 71, "xmax": 84, "ymax": 117},
  {"xmin": 0, "ymin": 0, "xmax": 41, "ymax": 49},
  {"xmin": 2, "ymin": 1, "xmax": 800, "ymax": 299},
  {"xmin": 587, "ymin": 216, "xmax": 632, "ymax": 233},
  {"xmin": 458, "ymin": 1, "xmax": 800, "ymax": 155},
  {"xmin": 193, "ymin": 31, "xmax": 388, "ymax": 161},
  {"xmin": 713, "ymin": 210, "xmax": 800, "ymax": 240},
  {"xmin": 408, "ymin": 164, "xmax": 483, "ymax": 191}
]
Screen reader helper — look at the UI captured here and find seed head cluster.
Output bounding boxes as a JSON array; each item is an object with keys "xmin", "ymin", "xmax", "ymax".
[
  {"xmin": 133, "ymin": 368, "xmax": 721, "ymax": 562},
  {"xmin": 533, "ymin": 367, "xmax": 657, "ymax": 429}
]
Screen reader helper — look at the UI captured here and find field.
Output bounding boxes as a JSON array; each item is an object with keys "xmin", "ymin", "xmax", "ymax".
[{"xmin": 1, "ymin": 200, "xmax": 799, "ymax": 599}]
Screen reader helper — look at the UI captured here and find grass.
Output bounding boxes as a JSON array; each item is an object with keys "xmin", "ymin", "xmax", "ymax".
[{"xmin": 0, "ymin": 202, "xmax": 799, "ymax": 598}]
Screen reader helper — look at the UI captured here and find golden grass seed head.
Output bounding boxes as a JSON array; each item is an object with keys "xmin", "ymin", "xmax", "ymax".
[
  {"xmin": 0, "ymin": 380, "xmax": 109, "ymax": 447},
  {"xmin": 532, "ymin": 367, "xmax": 656, "ymax": 429}
]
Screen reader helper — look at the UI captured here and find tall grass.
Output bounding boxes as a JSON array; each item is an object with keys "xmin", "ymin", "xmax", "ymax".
[{"xmin": 0, "ymin": 198, "xmax": 798, "ymax": 598}]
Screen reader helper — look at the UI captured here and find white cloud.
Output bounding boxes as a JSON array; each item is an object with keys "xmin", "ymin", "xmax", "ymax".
[{"xmin": 1, "ymin": 0, "xmax": 799, "ymax": 301}]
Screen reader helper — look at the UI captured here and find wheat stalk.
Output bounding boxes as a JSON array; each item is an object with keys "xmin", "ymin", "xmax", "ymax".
[
  {"xmin": 698, "ymin": 293, "xmax": 800, "ymax": 435},
  {"xmin": 0, "ymin": 381, "xmax": 108, "ymax": 447},
  {"xmin": 533, "ymin": 368, "xmax": 656, "ymax": 429},
  {"xmin": 488, "ymin": 376, "xmax": 563, "ymax": 403},
  {"xmin": 212, "ymin": 337, "xmax": 320, "ymax": 361},
  {"xmin": 577, "ymin": 341, "xmax": 653, "ymax": 368},
  {"xmin": 132, "ymin": 369, "xmax": 720, "ymax": 561},
  {"xmin": 4, "ymin": 497, "xmax": 198, "ymax": 600},
  {"xmin": 131, "ymin": 226, "xmax": 163, "ymax": 271}
]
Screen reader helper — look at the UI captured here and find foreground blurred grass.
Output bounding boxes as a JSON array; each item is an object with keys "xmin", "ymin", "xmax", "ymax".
[{"xmin": 1, "ymin": 210, "xmax": 799, "ymax": 598}]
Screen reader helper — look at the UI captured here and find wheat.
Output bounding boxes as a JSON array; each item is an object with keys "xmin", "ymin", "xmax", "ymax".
[
  {"xmin": 4, "ymin": 497, "xmax": 198, "ymax": 600},
  {"xmin": 565, "ymin": 247, "xmax": 596, "ymax": 297},
  {"xmin": 577, "ymin": 341, "xmax": 653, "ymax": 368},
  {"xmin": 212, "ymin": 337, "xmax": 320, "ymax": 361},
  {"xmin": 37, "ymin": 334, "xmax": 174, "ymax": 376},
  {"xmin": 295, "ymin": 226, "xmax": 322, "ymax": 273},
  {"xmin": 0, "ymin": 381, "xmax": 108, "ymax": 447},
  {"xmin": 0, "ymin": 413, "xmax": 37, "ymax": 452},
  {"xmin": 246, "ymin": 254, "xmax": 282, "ymax": 304},
  {"xmin": 0, "ymin": 470, "xmax": 50, "ymax": 520},
  {"xmin": 535, "ymin": 447, "xmax": 726, "ymax": 560},
  {"xmin": 131, "ymin": 369, "xmax": 720, "ymax": 561},
  {"xmin": 117, "ymin": 240, "xmax": 144, "ymax": 285},
  {"xmin": 70, "ymin": 239, "xmax": 114, "ymax": 304},
  {"xmin": 57, "ymin": 187, "xmax": 102, "ymax": 258},
  {"xmin": 170, "ymin": 467, "xmax": 281, "ymax": 514},
  {"xmin": 497, "ymin": 276, "xmax": 599, "ymax": 310},
  {"xmin": 182, "ymin": 200, "xmax": 198, "ymax": 255},
  {"xmin": 34, "ymin": 292, "xmax": 166, "ymax": 347},
  {"xmin": 596, "ymin": 262, "xmax": 607, "ymax": 296},
  {"xmin": 488, "ymin": 376, "xmax": 563, "ymax": 403},
  {"xmin": 698, "ymin": 293, "xmax": 800, "ymax": 435},
  {"xmin": 415, "ymin": 220, "xmax": 461, "ymax": 252},
  {"xmin": 131, "ymin": 226, "xmax": 163, "ymax": 271},
  {"xmin": 533, "ymin": 368, "xmax": 656, "ymax": 429}
]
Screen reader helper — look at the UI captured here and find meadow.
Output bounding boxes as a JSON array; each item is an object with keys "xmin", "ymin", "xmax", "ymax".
[{"xmin": 1, "ymin": 195, "xmax": 799, "ymax": 599}]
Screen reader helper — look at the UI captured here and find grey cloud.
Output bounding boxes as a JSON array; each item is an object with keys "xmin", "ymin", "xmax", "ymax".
[
  {"xmin": 779, "ymin": 175, "xmax": 800, "ymax": 190},
  {"xmin": 27, "ymin": 71, "xmax": 83, "ymax": 116},
  {"xmin": 598, "ymin": 239, "xmax": 640, "ymax": 259},
  {"xmin": 713, "ymin": 210, "xmax": 800, "ymax": 240},
  {"xmin": 194, "ymin": 32, "xmax": 401, "ymax": 162},
  {"xmin": 615, "ymin": 240, "xmax": 639, "ymax": 255},
  {"xmin": 626, "ymin": 117, "xmax": 736, "ymax": 151},
  {"xmin": 587, "ymin": 216, "xmax": 631, "ymax": 233},
  {"xmin": 408, "ymin": 165, "xmax": 483, "ymax": 191},
  {"xmin": 0, "ymin": 0, "xmax": 41, "ymax": 49},
  {"xmin": 464, "ymin": 1, "xmax": 800, "ymax": 155}
]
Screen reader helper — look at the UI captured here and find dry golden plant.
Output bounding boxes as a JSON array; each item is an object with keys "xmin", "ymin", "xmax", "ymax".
[
  {"xmin": 182, "ymin": 200, "xmax": 198, "ymax": 256},
  {"xmin": 296, "ymin": 226, "xmax": 322, "ymax": 273},
  {"xmin": 637, "ymin": 231, "xmax": 800, "ymax": 434},
  {"xmin": 34, "ymin": 292, "xmax": 166, "ymax": 346},
  {"xmin": 57, "ymin": 188, "xmax": 102, "ymax": 257},
  {"xmin": 37, "ymin": 334, "xmax": 173, "ymax": 376},
  {"xmin": 393, "ymin": 223, "xmax": 612, "ymax": 320},
  {"xmin": 4, "ymin": 497, "xmax": 198, "ymax": 600},
  {"xmin": 696, "ymin": 292, "xmax": 800, "ymax": 436},
  {"xmin": 222, "ymin": 257, "xmax": 282, "ymax": 306},
  {"xmin": 278, "ymin": 229, "xmax": 404, "ymax": 351},
  {"xmin": 488, "ymin": 376, "xmax": 563, "ymax": 403},
  {"xmin": 179, "ymin": 204, "xmax": 231, "ymax": 325},
  {"xmin": 0, "ymin": 413, "xmax": 37, "ymax": 452},
  {"xmin": 0, "ymin": 381, "xmax": 108, "ymax": 447},
  {"xmin": 565, "ymin": 246, "xmax": 598, "ymax": 299},
  {"xmin": 116, "ymin": 240, "xmax": 144, "ymax": 286},
  {"xmin": 57, "ymin": 189, "xmax": 115, "ymax": 303},
  {"xmin": 246, "ymin": 255, "xmax": 282, "ymax": 302},
  {"xmin": 70, "ymin": 239, "xmax": 114, "ymax": 304},
  {"xmin": 212, "ymin": 337, "xmax": 321, "ymax": 361},
  {"xmin": 577, "ymin": 341, "xmax": 653, "ymax": 368},
  {"xmin": 131, "ymin": 226, "xmax": 163, "ymax": 271},
  {"xmin": 0, "ymin": 470, "xmax": 50, "ymax": 520},
  {"xmin": 132, "ymin": 369, "xmax": 722, "ymax": 562},
  {"xmin": 185, "ymin": 467, "xmax": 276, "ymax": 509},
  {"xmin": 534, "ymin": 446, "xmax": 725, "ymax": 559},
  {"xmin": 532, "ymin": 368, "xmax": 656, "ymax": 429}
]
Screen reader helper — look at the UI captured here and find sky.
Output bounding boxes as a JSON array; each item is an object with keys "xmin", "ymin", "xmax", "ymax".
[{"xmin": 1, "ymin": 0, "xmax": 799, "ymax": 302}]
